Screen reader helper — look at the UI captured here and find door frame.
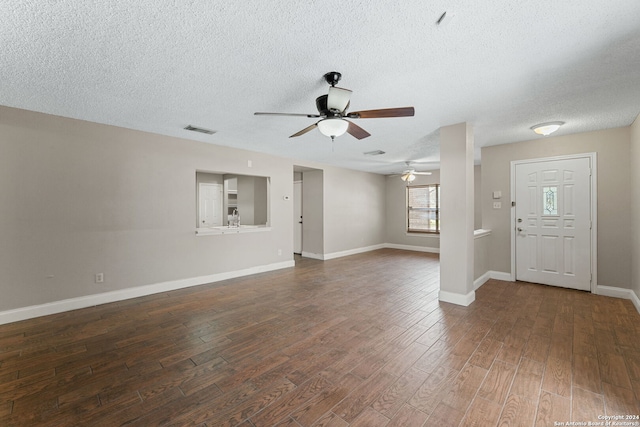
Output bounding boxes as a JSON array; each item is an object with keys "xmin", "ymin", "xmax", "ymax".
[
  {"xmin": 509, "ymin": 153, "xmax": 598, "ymax": 293},
  {"xmin": 293, "ymin": 180, "xmax": 303, "ymax": 254}
]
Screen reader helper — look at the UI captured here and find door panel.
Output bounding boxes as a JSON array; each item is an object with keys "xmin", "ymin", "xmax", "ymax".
[
  {"xmin": 515, "ymin": 157, "xmax": 591, "ymax": 290},
  {"xmin": 198, "ymin": 183, "xmax": 223, "ymax": 227}
]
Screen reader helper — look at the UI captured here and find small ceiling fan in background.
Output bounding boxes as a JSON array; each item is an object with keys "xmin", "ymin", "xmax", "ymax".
[
  {"xmin": 255, "ymin": 72, "xmax": 414, "ymax": 141},
  {"xmin": 390, "ymin": 162, "xmax": 433, "ymax": 182}
]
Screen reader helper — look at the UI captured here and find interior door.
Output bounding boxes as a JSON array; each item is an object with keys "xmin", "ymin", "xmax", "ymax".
[
  {"xmin": 293, "ymin": 181, "xmax": 302, "ymax": 254},
  {"xmin": 514, "ymin": 157, "xmax": 592, "ymax": 290},
  {"xmin": 198, "ymin": 183, "xmax": 223, "ymax": 227}
]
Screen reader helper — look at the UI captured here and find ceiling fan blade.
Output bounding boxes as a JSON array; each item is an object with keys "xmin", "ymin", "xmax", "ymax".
[
  {"xmin": 289, "ymin": 123, "xmax": 318, "ymax": 138},
  {"xmin": 255, "ymin": 112, "xmax": 322, "ymax": 118},
  {"xmin": 414, "ymin": 171, "xmax": 433, "ymax": 175},
  {"xmin": 327, "ymin": 87, "xmax": 352, "ymax": 113},
  {"xmin": 347, "ymin": 107, "xmax": 415, "ymax": 119},
  {"xmin": 345, "ymin": 120, "xmax": 371, "ymax": 140}
]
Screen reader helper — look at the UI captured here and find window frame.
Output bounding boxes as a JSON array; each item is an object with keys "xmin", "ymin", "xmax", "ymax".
[{"xmin": 406, "ymin": 184, "xmax": 441, "ymax": 234}]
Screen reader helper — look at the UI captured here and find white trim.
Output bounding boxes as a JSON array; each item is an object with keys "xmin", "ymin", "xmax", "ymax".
[
  {"xmin": 384, "ymin": 243, "xmax": 439, "ymax": 254},
  {"xmin": 474, "ymin": 271, "xmax": 491, "ymax": 290},
  {"xmin": 301, "ymin": 251, "xmax": 325, "ymax": 260},
  {"xmin": 438, "ymin": 289, "xmax": 475, "ymax": 306},
  {"xmin": 595, "ymin": 285, "xmax": 631, "ymax": 299},
  {"xmin": 474, "ymin": 270, "xmax": 512, "ymax": 290},
  {"xmin": 489, "ymin": 271, "xmax": 514, "ymax": 282},
  {"xmin": 632, "ymin": 290, "xmax": 640, "ymax": 314},
  {"xmin": 0, "ymin": 260, "xmax": 294, "ymax": 325},
  {"xmin": 323, "ymin": 244, "xmax": 386, "ymax": 260},
  {"xmin": 510, "ymin": 153, "xmax": 598, "ymax": 290},
  {"xmin": 405, "ymin": 232, "xmax": 440, "ymax": 238},
  {"xmin": 596, "ymin": 285, "xmax": 640, "ymax": 314}
]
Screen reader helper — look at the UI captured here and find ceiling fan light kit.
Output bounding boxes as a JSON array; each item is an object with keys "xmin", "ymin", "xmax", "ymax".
[
  {"xmin": 254, "ymin": 71, "xmax": 415, "ymax": 141},
  {"xmin": 401, "ymin": 173, "xmax": 416, "ymax": 182},
  {"xmin": 531, "ymin": 121, "xmax": 564, "ymax": 136},
  {"xmin": 317, "ymin": 118, "xmax": 349, "ymax": 138},
  {"xmin": 392, "ymin": 161, "xmax": 433, "ymax": 182}
]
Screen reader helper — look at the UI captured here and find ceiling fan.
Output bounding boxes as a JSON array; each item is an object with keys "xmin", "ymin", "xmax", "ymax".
[
  {"xmin": 254, "ymin": 71, "xmax": 414, "ymax": 141},
  {"xmin": 391, "ymin": 162, "xmax": 433, "ymax": 182}
]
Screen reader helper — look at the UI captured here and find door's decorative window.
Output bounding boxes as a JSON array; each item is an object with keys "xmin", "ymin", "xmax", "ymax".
[{"xmin": 542, "ymin": 186, "xmax": 558, "ymax": 215}]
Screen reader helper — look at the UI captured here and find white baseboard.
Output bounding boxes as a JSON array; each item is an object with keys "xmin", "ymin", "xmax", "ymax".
[
  {"xmin": 301, "ymin": 251, "xmax": 325, "ymax": 260},
  {"xmin": 474, "ymin": 271, "xmax": 491, "ymax": 290},
  {"xmin": 596, "ymin": 285, "xmax": 640, "ymax": 314},
  {"xmin": 631, "ymin": 290, "xmax": 640, "ymax": 314},
  {"xmin": 303, "ymin": 243, "xmax": 438, "ymax": 261},
  {"xmin": 438, "ymin": 289, "xmax": 476, "ymax": 306},
  {"xmin": 323, "ymin": 244, "xmax": 386, "ymax": 260},
  {"xmin": 0, "ymin": 260, "xmax": 295, "ymax": 326},
  {"xmin": 489, "ymin": 271, "xmax": 514, "ymax": 282},
  {"xmin": 384, "ymin": 243, "xmax": 440, "ymax": 254}
]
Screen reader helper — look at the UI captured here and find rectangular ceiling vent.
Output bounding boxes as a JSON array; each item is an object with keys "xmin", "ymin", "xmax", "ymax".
[
  {"xmin": 184, "ymin": 125, "xmax": 216, "ymax": 135},
  {"xmin": 364, "ymin": 150, "xmax": 386, "ymax": 156}
]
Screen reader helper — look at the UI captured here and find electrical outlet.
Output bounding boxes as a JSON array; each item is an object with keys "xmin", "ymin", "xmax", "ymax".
[
  {"xmin": 493, "ymin": 202, "xmax": 502, "ymax": 209},
  {"xmin": 277, "ymin": 249, "xmax": 282, "ymax": 256},
  {"xmin": 95, "ymin": 273, "xmax": 104, "ymax": 284}
]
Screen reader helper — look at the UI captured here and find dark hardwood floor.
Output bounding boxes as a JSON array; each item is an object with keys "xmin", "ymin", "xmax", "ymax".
[{"xmin": 1, "ymin": 249, "xmax": 639, "ymax": 426}]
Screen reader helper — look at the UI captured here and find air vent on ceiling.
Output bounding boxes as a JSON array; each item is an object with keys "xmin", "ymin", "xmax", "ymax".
[
  {"xmin": 364, "ymin": 150, "xmax": 386, "ymax": 156},
  {"xmin": 184, "ymin": 125, "xmax": 216, "ymax": 135}
]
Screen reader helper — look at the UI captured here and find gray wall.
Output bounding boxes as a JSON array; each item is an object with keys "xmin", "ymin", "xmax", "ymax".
[
  {"xmin": 0, "ymin": 105, "xmax": 392, "ymax": 313},
  {"xmin": 297, "ymin": 165, "xmax": 387, "ymax": 257},
  {"xmin": 0, "ymin": 106, "xmax": 295, "ymax": 311},
  {"xmin": 385, "ymin": 166, "xmax": 482, "ymax": 250},
  {"xmin": 631, "ymin": 116, "xmax": 640, "ymax": 299},
  {"xmin": 481, "ymin": 127, "xmax": 631, "ymax": 289},
  {"xmin": 323, "ymin": 166, "xmax": 386, "ymax": 254}
]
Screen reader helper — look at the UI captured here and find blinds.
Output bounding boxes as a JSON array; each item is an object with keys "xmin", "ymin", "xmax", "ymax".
[{"xmin": 407, "ymin": 185, "xmax": 440, "ymax": 232}]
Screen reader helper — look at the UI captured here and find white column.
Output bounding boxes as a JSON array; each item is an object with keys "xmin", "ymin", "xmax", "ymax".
[{"xmin": 439, "ymin": 122, "xmax": 475, "ymax": 306}]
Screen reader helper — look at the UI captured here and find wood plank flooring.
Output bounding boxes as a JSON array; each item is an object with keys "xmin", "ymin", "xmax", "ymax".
[{"xmin": 1, "ymin": 249, "xmax": 640, "ymax": 426}]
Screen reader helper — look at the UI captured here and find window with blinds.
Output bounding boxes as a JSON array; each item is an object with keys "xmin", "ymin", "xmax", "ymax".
[{"xmin": 407, "ymin": 184, "xmax": 440, "ymax": 233}]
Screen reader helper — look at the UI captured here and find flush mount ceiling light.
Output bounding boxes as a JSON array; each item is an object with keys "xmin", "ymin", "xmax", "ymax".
[{"xmin": 531, "ymin": 121, "xmax": 565, "ymax": 136}]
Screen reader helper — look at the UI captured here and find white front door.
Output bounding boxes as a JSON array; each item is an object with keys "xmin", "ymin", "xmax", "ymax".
[
  {"xmin": 293, "ymin": 181, "xmax": 302, "ymax": 254},
  {"xmin": 198, "ymin": 183, "xmax": 223, "ymax": 227},
  {"xmin": 514, "ymin": 156, "xmax": 593, "ymax": 291}
]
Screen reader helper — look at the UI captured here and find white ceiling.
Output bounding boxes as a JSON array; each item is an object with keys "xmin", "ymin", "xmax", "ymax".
[{"xmin": 2, "ymin": 1, "xmax": 640, "ymax": 175}]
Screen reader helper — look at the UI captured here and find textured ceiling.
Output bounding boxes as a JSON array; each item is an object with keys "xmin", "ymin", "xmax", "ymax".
[{"xmin": 2, "ymin": 1, "xmax": 640, "ymax": 174}]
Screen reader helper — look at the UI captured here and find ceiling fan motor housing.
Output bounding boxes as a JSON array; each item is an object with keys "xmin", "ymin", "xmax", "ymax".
[{"xmin": 315, "ymin": 95, "xmax": 342, "ymax": 117}]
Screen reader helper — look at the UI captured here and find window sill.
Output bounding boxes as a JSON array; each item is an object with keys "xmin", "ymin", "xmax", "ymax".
[
  {"xmin": 196, "ymin": 225, "xmax": 272, "ymax": 236},
  {"xmin": 406, "ymin": 232, "xmax": 440, "ymax": 237}
]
